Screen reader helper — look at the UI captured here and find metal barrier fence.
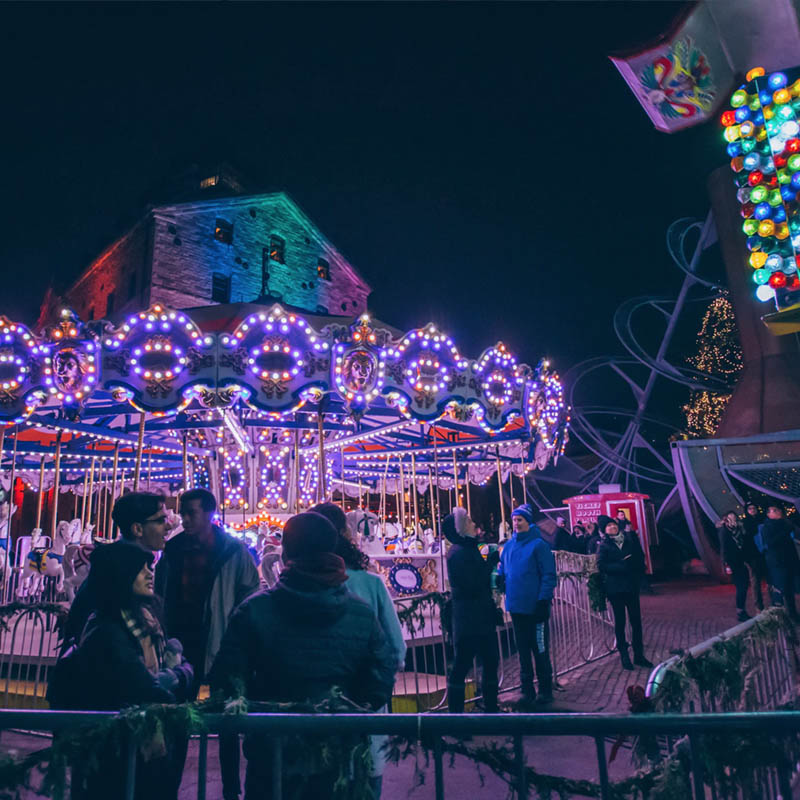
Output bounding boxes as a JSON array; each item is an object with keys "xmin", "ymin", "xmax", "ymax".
[
  {"xmin": 0, "ymin": 551, "xmax": 616, "ymax": 711},
  {"xmin": 392, "ymin": 552, "xmax": 616, "ymax": 711},
  {"xmin": 2, "ymin": 709, "xmax": 800, "ymax": 800},
  {"xmin": 645, "ymin": 608, "xmax": 799, "ymax": 799}
]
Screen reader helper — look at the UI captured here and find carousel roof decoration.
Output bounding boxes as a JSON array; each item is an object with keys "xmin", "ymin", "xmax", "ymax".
[{"xmin": 0, "ymin": 300, "xmax": 569, "ymax": 521}]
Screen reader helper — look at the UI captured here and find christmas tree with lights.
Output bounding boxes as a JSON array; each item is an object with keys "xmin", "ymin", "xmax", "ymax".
[{"xmin": 682, "ymin": 295, "xmax": 743, "ymax": 438}]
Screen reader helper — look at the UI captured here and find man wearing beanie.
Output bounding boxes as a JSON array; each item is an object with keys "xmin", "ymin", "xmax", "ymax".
[
  {"xmin": 209, "ymin": 512, "xmax": 396, "ymax": 799},
  {"xmin": 443, "ymin": 506, "xmax": 500, "ymax": 713},
  {"xmin": 497, "ymin": 503, "xmax": 557, "ymax": 707}
]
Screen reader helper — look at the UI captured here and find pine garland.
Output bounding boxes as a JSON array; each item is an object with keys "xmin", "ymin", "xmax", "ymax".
[
  {"xmin": 394, "ymin": 591, "xmax": 451, "ymax": 632},
  {"xmin": 0, "ymin": 601, "xmax": 68, "ymax": 634},
  {"xmin": 0, "ymin": 690, "xmax": 375, "ymax": 800}
]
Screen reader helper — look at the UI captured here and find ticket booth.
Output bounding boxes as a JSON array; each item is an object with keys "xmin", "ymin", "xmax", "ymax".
[{"xmin": 564, "ymin": 489, "xmax": 657, "ymax": 574}]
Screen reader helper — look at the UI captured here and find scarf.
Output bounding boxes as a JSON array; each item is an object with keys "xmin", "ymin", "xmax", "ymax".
[
  {"xmin": 280, "ymin": 552, "xmax": 348, "ymax": 588},
  {"xmin": 608, "ymin": 532, "xmax": 626, "ymax": 550},
  {"xmin": 726, "ymin": 521, "xmax": 745, "ymax": 550},
  {"xmin": 121, "ymin": 605, "xmax": 166, "ymax": 674}
]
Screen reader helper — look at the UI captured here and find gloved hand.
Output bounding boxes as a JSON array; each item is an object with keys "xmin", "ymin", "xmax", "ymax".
[
  {"xmin": 156, "ymin": 668, "xmax": 179, "ymax": 692},
  {"xmin": 532, "ymin": 599, "xmax": 551, "ymax": 622},
  {"xmin": 163, "ymin": 638, "xmax": 184, "ymax": 669},
  {"xmin": 156, "ymin": 661, "xmax": 194, "ymax": 694},
  {"xmin": 487, "ymin": 549, "xmax": 501, "ymax": 568}
]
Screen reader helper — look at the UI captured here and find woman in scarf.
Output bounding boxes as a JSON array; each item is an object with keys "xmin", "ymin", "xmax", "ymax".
[
  {"xmin": 596, "ymin": 515, "xmax": 652, "ymax": 671},
  {"xmin": 50, "ymin": 541, "xmax": 194, "ymax": 799},
  {"xmin": 717, "ymin": 510, "xmax": 759, "ymax": 621}
]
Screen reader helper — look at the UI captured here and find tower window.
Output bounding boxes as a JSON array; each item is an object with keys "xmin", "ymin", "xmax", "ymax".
[
  {"xmin": 212, "ymin": 272, "xmax": 231, "ymax": 303},
  {"xmin": 215, "ymin": 218, "xmax": 233, "ymax": 244},
  {"xmin": 268, "ymin": 235, "xmax": 285, "ymax": 264},
  {"xmin": 317, "ymin": 258, "xmax": 331, "ymax": 281},
  {"xmin": 106, "ymin": 293, "xmax": 115, "ymax": 316},
  {"xmin": 201, "ymin": 175, "xmax": 219, "ymax": 189}
]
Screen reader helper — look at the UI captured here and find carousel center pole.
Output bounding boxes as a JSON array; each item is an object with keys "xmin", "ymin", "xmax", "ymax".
[
  {"xmin": 108, "ymin": 442, "xmax": 120, "ymax": 539},
  {"xmin": 35, "ymin": 455, "xmax": 46, "ymax": 531},
  {"xmin": 520, "ymin": 454, "xmax": 528, "ymax": 503},
  {"xmin": 50, "ymin": 430, "xmax": 62, "ymax": 539},
  {"xmin": 495, "ymin": 447, "xmax": 506, "ymax": 539},
  {"xmin": 340, "ymin": 446, "xmax": 346, "ymax": 511},
  {"xmin": 86, "ymin": 455, "xmax": 96, "ymax": 531},
  {"xmin": 133, "ymin": 412, "xmax": 146, "ymax": 492},
  {"xmin": 317, "ymin": 411, "xmax": 327, "ymax": 502},
  {"xmin": 431, "ymin": 423, "xmax": 445, "ymax": 586},
  {"xmin": 410, "ymin": 452, "xmax": 420, "ymax": 535},
  {"xmin": 6, "ymin": 427, "xmax": 18, "ymax": 540},
  {"xmin": 452, "ymin": 450, "xmax": 461, "ymax": 508},
  {"xmin": 293, "ymin": 430, "xmax": 300, "ymax": 514}
]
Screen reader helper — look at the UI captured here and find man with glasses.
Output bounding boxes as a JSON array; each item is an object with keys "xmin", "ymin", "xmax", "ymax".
[{"xmin": 61, "ymin": 492, "xmax": 171, "ymax": 652}]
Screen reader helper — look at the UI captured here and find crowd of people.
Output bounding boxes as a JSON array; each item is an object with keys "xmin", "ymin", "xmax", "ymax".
[
  {"xmin": 717, "ymin": 501, "xmax": 800, "ymax": 623},
  {"xmin": 48, "ymin": 487, "xmax": 658, "ymax": 799}
]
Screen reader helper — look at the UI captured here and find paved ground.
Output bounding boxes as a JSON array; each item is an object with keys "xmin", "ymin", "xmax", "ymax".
[{"xmin": 1, "ymin": 577, "xmax": 758, "ymax": 798}]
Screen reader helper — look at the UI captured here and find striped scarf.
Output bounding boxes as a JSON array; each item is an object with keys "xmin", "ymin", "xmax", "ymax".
[{"xmin": 121, "ymin": 606, "xmax": 166, "ymax": 674}]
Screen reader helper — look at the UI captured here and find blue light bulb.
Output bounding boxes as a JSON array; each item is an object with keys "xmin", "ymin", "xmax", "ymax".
[{"xmin": 769, "ymin": 72, "xmax": 788, "ymax": 90}]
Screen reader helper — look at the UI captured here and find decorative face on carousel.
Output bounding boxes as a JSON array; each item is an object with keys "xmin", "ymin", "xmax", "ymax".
[
  {"xmin": 343, "ymin": 349, "xmax": 377, "ymax": 394},
  {"xmin": 53, "ymin": 348, "xmax": 85, "ymax": 393}
]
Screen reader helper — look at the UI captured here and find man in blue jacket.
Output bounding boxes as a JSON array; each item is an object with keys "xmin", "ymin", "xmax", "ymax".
[{"xmin": 497, "ymin": 503, "xmax": 557, "ymax": 706}]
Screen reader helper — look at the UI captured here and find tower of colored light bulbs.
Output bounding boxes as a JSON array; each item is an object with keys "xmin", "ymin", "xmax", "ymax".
[{"xmin": 723, "ymin": 66, "xmax": 800, "ymax": 307}]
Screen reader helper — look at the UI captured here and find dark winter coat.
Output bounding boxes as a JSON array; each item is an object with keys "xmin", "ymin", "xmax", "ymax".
[
  {"xmin": 586, "ymin": 532, "xmax": 602, "ymax": 555},
  {"xmin": 759, "ymin": 518, "xmax": 800, "ymax": 571},
  {"xmin": 154, "ymin": 526, "xmax": 260, "ymax": 677},
  {"xmin": 553, "ymin": 526, "xmax": 575, "ymax": 552},
  {"xmin": 445, "ymin": 528, "xmax": 499, "ymax": 639},
  {"xmin": 208, "ymin": 576, "xmax": 396, "ymax": 710},
  {"xmin": 596, "ymin": 532, "xmax": 646, "ymax": 596},
  {"xmin": 719, "ymin": 522, "xmax": 751, "ymax": 570},
  {"xmin": 54, "ymin": 612, "xmax": 190, "ymax": 710}
]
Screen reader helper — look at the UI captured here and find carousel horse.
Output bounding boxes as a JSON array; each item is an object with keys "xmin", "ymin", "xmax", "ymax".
[
  {"xmin": 17, "ymin": 520, "xmax": 74, "ymax": 598},
  {"xmin": 382, "ymin": 521, "xmax": 403, "ymax": 554},
  {"xmin": 257, "ymin": 521, "xmax": 283, "ymax": 587},
  {"xmin": 63, "ymin": 521, "xmax": 94, "ymax": 602},
  {"xmin": 165, "ymin": 509, "xmax": 182, "ymax": 539}
]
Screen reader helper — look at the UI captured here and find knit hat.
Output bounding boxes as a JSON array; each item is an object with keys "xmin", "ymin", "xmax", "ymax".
[
  {"xmin": 511, "ymin": 503, "xmax": 535, "ymax": 525},
  {"xmin": 596, "ymin": 514, "xmax": 616, "ymax": 534},
  {"xmin": 442, "ymin": 507, "xmax": 475, "ymax": 545},
  {"xmin": 281, "ymin": 512, "xmax": 347, "ymax": 587},
  {"xmin": 87, "ymin": 540, "xmax": 154, "ymax": 615}
]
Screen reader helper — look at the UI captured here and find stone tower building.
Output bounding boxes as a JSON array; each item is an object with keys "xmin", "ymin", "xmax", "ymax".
[{"xmin": 39, "ymin": 170, "xmax": 371, "ymax": 325}]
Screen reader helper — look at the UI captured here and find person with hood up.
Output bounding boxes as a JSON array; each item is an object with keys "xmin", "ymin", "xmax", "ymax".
[
  {"xmin": 443, "ymin": 506, "xmax": 501, "ymax": 713},
  {"xmin": 554, "ymin": 516, "xmax": 575, "ymax": 552},
  {"xmin": 595, "ymin": 515, "xmax": 652, "ymax": 670},
  {"xmin": 496, "ymin": 503, "xmax": 557, "ymax": 706},
  {"xmin": 758, "ymin": 504, "xmax": 800, "ymax": 621},
  {"xmin": 49, "ymin": 543, "xmax": 194, "ymax": 800},
  {"xmin": 310, "ymin": 502, "xmax": 406, "ymax": 799},
  {"xmin": 208, "ymin": 511, "xmax": 397, "ymax": 800}
]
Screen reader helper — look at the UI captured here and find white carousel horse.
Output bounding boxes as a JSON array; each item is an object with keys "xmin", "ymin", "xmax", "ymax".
[
  {"xmin": 63, "ymin": 520, "xmax": 94, "ymax": 602},
  {"xmin": 165, "ymin": 509, "xmax": 183, "ymax": 539},
  {"xmin": 17, "ymin": 520, "xmax": 74, "ymax": 598}
]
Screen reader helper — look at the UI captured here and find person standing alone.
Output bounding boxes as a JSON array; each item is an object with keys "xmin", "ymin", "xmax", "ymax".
[
  {"xmin": 497, "ymin": 503, "xmax": 557, "ymax": 707},
  {"xmin": 596, "ymin": 515, "xmax": 652, "ymax": 670}
]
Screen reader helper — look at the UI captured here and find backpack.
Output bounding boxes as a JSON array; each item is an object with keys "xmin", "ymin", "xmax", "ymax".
[{"xmin": 47, "ymin": 641, "xmax": 89, "ymax": 710}]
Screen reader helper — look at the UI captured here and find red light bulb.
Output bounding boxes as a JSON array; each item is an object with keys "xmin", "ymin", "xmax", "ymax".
[
  {"xmin": 749, "ymin": 171, "xmax": 764, "ymax": 186},
  {"xmin": 788, "ymin": 274, "xmax": 800, "ymax": 291},
  {"xmin": 776, "ymin": 155, "xmax": 788, "ymax": 168},
  {"xmin": 721, "ymin": 111, "xmax": 737, "ymax": 127},
  {"xmin": 769, "ymin": 271, "xmax": 788, "ymax": 288},
  {"xmin": 741, "ymin": 202, "xmax": 756, "ymax": 218},
  {"xmin": 787, "ymin": 139, "xmax": 800, "ymax": 154}
]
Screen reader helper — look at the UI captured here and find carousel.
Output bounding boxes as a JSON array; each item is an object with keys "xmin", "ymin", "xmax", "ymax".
[{"xmin": 0, "ymin": 302, "xmax": 569, "ymax": 603}]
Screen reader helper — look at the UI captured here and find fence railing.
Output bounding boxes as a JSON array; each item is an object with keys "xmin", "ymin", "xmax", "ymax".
[
  {"xmin": 645, "ymin": 608, "xmax": 799, "ymax": 799},
  {"xmin": 392, "ymin": 552, "xmax": 616, "ymax": 711},
  {"xmin": 0, "ymin": 551, "xmax": 616, "ymax": 711},
  {"xmin": 3, "ymin": 709, "xmax": 800, "ymax": 800}
]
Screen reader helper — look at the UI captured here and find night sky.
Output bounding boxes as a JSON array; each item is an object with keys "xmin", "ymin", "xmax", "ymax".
[{"xmin": 0, "ymin": 1, "xmax": 722, "ymax": 377}]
